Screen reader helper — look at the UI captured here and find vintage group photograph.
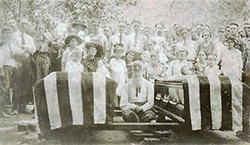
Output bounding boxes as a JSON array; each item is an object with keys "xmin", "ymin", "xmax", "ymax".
[{"xmin": 0, "ymin": 0, "xmax": 250, "ymax": 144}]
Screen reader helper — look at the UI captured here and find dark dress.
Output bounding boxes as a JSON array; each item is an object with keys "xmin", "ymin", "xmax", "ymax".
[
  {"xmin": 81, "ymin": 56, "xmax": 100, "ymax": 72},
  {"xmin": 126, "ymin": 63, "xmax": 133, "ymax": 79}
]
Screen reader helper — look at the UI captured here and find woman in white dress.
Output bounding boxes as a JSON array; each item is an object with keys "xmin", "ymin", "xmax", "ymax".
[{"xmin": 221, "ymin": 36, "xmax": 243, "ymax": 80}]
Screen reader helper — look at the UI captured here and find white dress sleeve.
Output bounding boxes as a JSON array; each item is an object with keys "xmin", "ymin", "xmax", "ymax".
[{"xmin": 65, "ymin": 62, "xmax": 71, "ymax": 72}]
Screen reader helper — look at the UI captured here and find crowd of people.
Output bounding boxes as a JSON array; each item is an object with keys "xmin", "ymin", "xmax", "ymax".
[{"xmin": 1, "ymin": 11, "xmax": 250, "ymax": 122}]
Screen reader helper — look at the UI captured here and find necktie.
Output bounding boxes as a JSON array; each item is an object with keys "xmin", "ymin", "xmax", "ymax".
[
  {"xmin": 136, "ymin": 87, "xmax": 141, "ymax": 97},
  {"xmin": 119, "ymin": 33, "xmax": 122, "ymax": 44}
]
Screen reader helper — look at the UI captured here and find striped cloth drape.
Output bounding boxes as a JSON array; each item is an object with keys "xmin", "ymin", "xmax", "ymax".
[
  {"xmin": 183, "ymin": 75, "xmax": 249, "ymax": 131},
  {"xmin": 34, "ymin": 72, "xmax": 117, "ymax": 134}
]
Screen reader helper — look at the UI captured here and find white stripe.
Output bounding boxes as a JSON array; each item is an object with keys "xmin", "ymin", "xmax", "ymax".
[
  {"xmin": 207, "ymin": 75, "xmax": 222, "ymax": 129},
  {"xmin": 68, "ymin": 72, "xmax": 83, "ymax": 125},
  {"xmin": 93, "ymin": 73, "xmax": 106, "ymax": 124},
  {"xmin": 44, "ymin": 72, "xmax": 62, "ymax": 130},
  {"xmin": 187, "ymin": 75, "xmax": 202, "ymax": 130},
  {"xmin": 230, "ymin": 78, "xmax": 243, "ymax": 131}
]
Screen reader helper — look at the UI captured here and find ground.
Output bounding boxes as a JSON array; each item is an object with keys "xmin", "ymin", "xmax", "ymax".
[{"xmin": 0, "ymin": 113, "xmax": 250, "ymax": 145}]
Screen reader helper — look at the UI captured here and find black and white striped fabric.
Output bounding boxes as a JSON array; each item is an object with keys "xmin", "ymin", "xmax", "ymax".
[
  {"xmin": 34, "ymin": 72, "xmax": 117, "ymax": 134},
  {"xmin": 183, "ymin": 75, "xmax": 245, "ymax": 131}
]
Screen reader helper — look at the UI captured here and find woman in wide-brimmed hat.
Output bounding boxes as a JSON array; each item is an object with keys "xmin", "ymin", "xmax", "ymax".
[
  {"xmin": 81, "ymin": 42, "xmax": 104, "ymax": 72},
  {"xmin": 221, "ymin": 35, "xmax": 243, "ymax": 80},
  {"xmin": 64, "ymin": 35, "xmax": 82, "ymax": 46},
  {"xmin": 61, "ymin": 35, "xmax": 82, "ymax": 71}
]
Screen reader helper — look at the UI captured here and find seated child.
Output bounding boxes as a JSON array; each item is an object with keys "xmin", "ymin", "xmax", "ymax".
[
  {"xmin": 204, "ymin": 54, "xmax": 222, "ymax": 76},
  {"xmin": 97, "ymin": 60, "xmax": 111, "ymax": 78},
  {"xmin": 65, "ymin": 49, "xmax": 84, "ymax": 72}
]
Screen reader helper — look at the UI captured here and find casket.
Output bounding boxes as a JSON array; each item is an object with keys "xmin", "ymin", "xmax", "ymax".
[
  {"xmin": 33, "ymin": 72, "xmax": 117, "ymax": 135},
  {"xmin": 155, "ymin": 75, "xmax": 250, "ymax": 132},
  {"xmin": 34, "ymin": 72, "xmax": 180, "ymax": 138}
]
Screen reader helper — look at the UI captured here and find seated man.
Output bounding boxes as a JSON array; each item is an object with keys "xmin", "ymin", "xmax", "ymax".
[{"xmin": 120, "ymin": 61, "xmax": 156, "ymax": 122}]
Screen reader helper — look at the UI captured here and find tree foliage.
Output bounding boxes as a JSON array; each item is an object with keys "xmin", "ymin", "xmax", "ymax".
[{"xmin": 170, "ymin": 0, "xmax": 250, "ymax": 27}]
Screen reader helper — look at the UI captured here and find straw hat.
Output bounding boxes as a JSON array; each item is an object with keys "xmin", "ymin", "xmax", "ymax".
[{"xmin": 65, "ymin": 35, "xmax": 82, "ymax": 46}]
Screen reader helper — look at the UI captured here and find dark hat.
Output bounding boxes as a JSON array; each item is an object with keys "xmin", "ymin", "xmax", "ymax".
[
  {"xmin": 85, "ymin": 42, "xmax": 104, "ymax": 58},
  {"xmin": 113, "ymin": 44, "xmax": 125, "ymax": 53},
  {"xmin": 65, "ymin": 35, "xmax": 82, "ymax": 46},
  {"xmin": 229, "ymin": 22, "xmax": 239, "ymax": 27},
  {"xmin": 71, "ymin": 21, "xmax": 87, "ymax": 30},
  {"xmin": 222, "ymin": 35, "xmax": 240, "ymax": 46}
]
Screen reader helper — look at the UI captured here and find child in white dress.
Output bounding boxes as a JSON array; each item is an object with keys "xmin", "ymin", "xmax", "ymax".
[
  {"xmin": 110, "ymin": 44, "xmax": 128, "ymax": 107},
  {"xmin": 65, "ymin": 49, "xmax": 84, "ymax": 72},
  {"xmin": 204, "ymin": 54, "xmax": 222, "ymax": 76}
]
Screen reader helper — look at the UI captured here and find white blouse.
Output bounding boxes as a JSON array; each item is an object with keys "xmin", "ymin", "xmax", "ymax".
[{"xmin": 221, "ymin": 48, "xmax": 242, "ymax": 80}]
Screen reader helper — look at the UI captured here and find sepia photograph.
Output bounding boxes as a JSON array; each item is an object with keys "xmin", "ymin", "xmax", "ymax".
[{"xmin": 0, "ymin": 0, "xmax": 250, "ymax": 144}]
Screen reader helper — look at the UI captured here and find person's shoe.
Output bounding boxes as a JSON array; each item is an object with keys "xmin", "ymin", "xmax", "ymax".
[
  {"xmin": 11, "ymin": 110, "xmax": 18, "ymax": 115},
  {"xmin": 150, "ymin": 120, "xmax": 157, "ymax": 123}
]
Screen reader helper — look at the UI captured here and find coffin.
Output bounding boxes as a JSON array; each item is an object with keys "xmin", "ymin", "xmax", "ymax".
[
  {"xmin": 155, "ymin": 75, "xmax": 250, "ymax": 131},
  {"xmin": 33, "ymin": 72, "xmax": 117, "ymax": 135}
]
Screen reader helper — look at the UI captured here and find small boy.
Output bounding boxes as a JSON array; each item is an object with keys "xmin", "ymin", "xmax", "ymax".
[
  {"xmin": 97, "ymin": 60, "xmax": 111, "ymax": 78},
  {"xmin": 65, "ymin": 49, "xmax": 84, "ymax": 72},
  {"xmin": 204, "ymin": 54, "xmax": 222, "ymax": 76}
]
